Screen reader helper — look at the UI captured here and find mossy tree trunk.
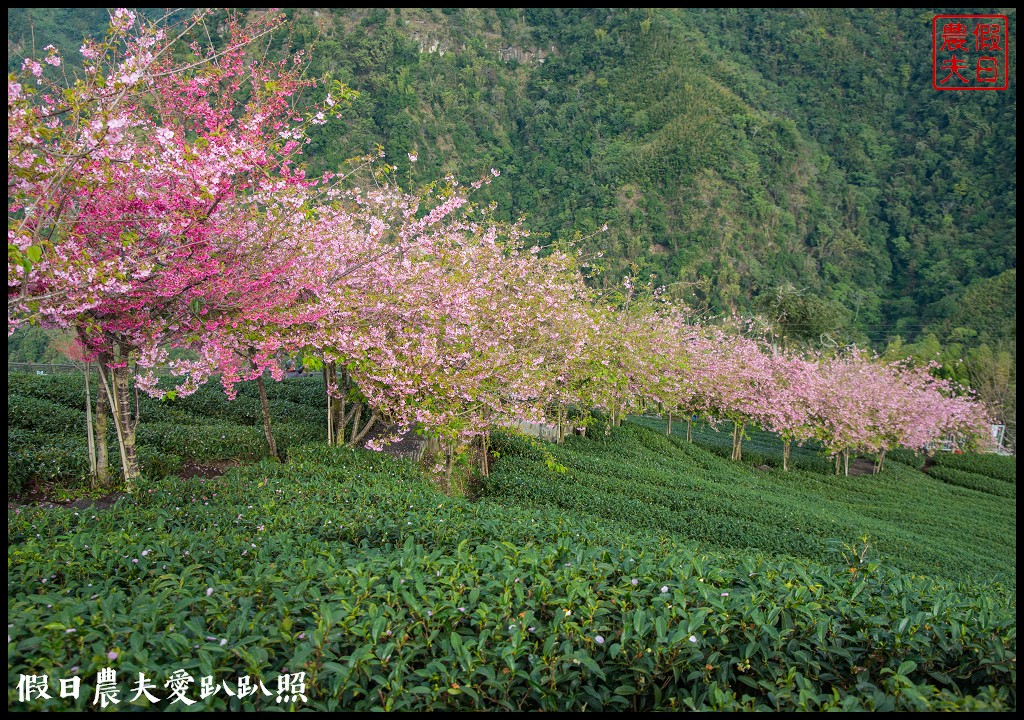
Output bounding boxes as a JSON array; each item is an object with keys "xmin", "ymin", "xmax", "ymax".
[
  {"xmin": 84, "ymin": 361, "xmax": 98, "ymax": 487},
  {"xmin": 731, "ymin": 421, "xmax": 745, "ymax": 462},
  {"xmin": 99, "ymin": 344, "xmax": 140, "ymax": 492},
  {"xmin": 94, "ymin": 353, "xmax": 111, "ymax": 488}
]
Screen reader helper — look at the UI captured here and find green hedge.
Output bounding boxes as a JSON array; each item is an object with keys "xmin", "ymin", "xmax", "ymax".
[
  {"xmin": 7, "ymin": 371, "xmax": 90, "ymax": 410},
  {"xmin": 8, "ymin": 394, "xmax": 86, "ymax": 436},
  {"xmin": 8, "ymin": 428, "xmax": 90, "ymax": 497},
  {"xmin": 927, "ymin": 465, "xmax": 1015, "ymax": 499},
  {"xmin": 932, "ymin": 451, "xmax": 1016, "ymax": 484}
]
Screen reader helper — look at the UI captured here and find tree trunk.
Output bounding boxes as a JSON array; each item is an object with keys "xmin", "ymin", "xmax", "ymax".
[
  {"xmin": 875, "ymin": 448, "xmax": 886, "ymax": 474},
  {"xmin": 666, "ymin": 411, "xmax": 672, "ymax": 436},
  {"xmin": 349, "ymin": 403, "xmax": 362, "ymax": 445},
  {"xmin": 687, "ymin": 417, "xmax": 692, "ymax": 443},
  {"xmin": 443, "ymin": 442, "xmax": 454, "ymax": 495},
  {"xmin": 336, "ymin": 366, "xmax": 347, "ymax": 447},
  {"xmin": 732, "ymin": 422, "xmax": 745, "ymax": 461},
  {"xmin": 843, "ymin": 449, "xmax": 850, "ymax": 477},
  {"xmin": 255, "ymin": 373, "xmax": 279, "ymax": 461},
  {"xmin": 351, "ymin": 410, "xmax": 378, "ymax": 447},
  {"xmin": 783, "ymin": 439, "xmax": 791, "ymax": 472},
  {"xmin": 324, "ymin": 361, "xmax": 345, "ymax": 447},
  {"xmin": 835, "ymin": 454, "xmax": 841, "ymax": 476},
  {"xmin": 94, "ymin": 355, "xmax": 110, "ymax": 488},
  {"xmin": 481, "ymin": 431, "xmax": 490, "ymax": 477},
  {"xmin": 84, "ymin": 362, "xmax": 98, "ymax": 488},
  {"xmin": 98, "ymin": 354, "xmax": 139, "ymax": 492},
  {"xmin": 323, "ymin": 363, "xmax": 332, "ymax": 445},
  {"xmin": 557, "ymin": 406, "xmax": 566, "ymax": 444},
  {"xmin": 112, "ymin": 362, "xmax": 141, "ymax": 490}
]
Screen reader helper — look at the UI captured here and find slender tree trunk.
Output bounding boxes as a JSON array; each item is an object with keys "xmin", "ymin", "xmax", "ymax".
[
  {"xmin": 666, "ymin": 411, "xmax": 672, "ymax": 436},
  {"xmin": 783, "ymin": 439, "xmax": 791, "ymax": 472},
  {"xmin": 875, "ymin": 448, "xmax": 886, "ymax": 474},
  {"xmin": 255, "ymin": 374, "xmax": 279, "ymax": 461},
  {"xmin": 112, "ymin": 362, "xmax": 141, "ymax": 490},
  {"xmin": 98, "ymin": 356, "xmax": 138, "ymax": 492},
  {"xmin": 349, "ymin": 403, "xmax": 362, "ymax": 445},
  {"xmin": 336, "ymin": 366, "xmax": 347, "ymax": 448},
  {"xmin": 351, "ymin": 410, "xmax": 378, "ymax": 447},
  {"xmin": 443, "ymin": 442, "xmax": 454, "ymax": 495},
  {"xmin": 687, "ymin": 417, "xmax": 692, "ymax": 443},
  {"xmin": 731, "ymin": 423, "xmax": 740, "ymax": 461},
  {"xmin": 94, "ymin": 354, "xmax": 110, "ymax": 488},
  {"xmin": 736, "ymin": 422, "xmax": 744, "ymax": 462},
  {"xmin": 835, "ymin": 454, "xmax": 841, "ymax": 476},
  {"xmin": 84, "ymin": 362, "xmax": 98, "ymax": 488},
  {"xmin": 323, "ymin": 364, "xmax": 332, "ymax": 445},
  {"xmin": 843, "ymin": 449, "xmax": 850, "ymax": 477},
  {"xmin": 481, "ymin": 431, "xmax": 490, "ymax": 477},
  {"xmin": 557, "ymin": 406, "xmax": 566, "ymax": 444}
]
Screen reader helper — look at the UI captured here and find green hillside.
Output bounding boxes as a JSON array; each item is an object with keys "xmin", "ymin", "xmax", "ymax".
[{"xmin": 9, "ymin": 8, "xmax": 1016, "ymax": 342}]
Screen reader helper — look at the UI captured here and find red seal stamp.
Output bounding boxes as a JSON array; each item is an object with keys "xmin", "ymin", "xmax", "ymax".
[{"xmin": 933, "ymin": 15, "xmax": 1010, "ymax": 90}]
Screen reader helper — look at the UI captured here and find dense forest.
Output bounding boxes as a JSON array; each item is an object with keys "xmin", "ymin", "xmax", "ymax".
[{"xmin": 8, "ymin": 7, "xmax": 1015, "ymax": 437}]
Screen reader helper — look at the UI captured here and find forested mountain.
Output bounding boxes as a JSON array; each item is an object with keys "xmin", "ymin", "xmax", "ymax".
[{"xmin": 8, "ymin": 8, "xmax": 1015, "ymax": 374}]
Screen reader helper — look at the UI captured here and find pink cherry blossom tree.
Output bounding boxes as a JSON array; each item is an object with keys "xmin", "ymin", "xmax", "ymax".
[{"xmin": 9, "ymin": 9, "xmax": 336, "ymax": 488}]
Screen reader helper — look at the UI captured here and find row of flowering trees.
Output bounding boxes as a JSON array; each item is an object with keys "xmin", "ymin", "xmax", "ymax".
[{"xmin": 8, "ymin": 10, "xmax": 992, "ymax": 491}]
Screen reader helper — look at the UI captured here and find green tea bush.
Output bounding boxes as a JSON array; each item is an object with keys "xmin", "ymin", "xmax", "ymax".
[
  {"xmin": 927, "ymin": 465, "xmax": 1015, "ymax": 499},
  {"xmin": 480, "ymin": 423, "xmax": 1017, "ymax": 586},
  {"xmin": 7, "ymin": 374, "xmax": 328, "ymax": 499},
  {"xmin": 630, "ymin": 416, "xmax": 836, "ymax": 474},
  {"xmin": 137, "ymin": 447, "xmax": 183, "ymax": 480},
  {"xmin": 8, "ymin": 394, "xmax": 86, "ymax": 436},
  {"xmin": 260, "ymin": 377, "xmax": 325, "ymax": 407},
  {"xmin": 886, "ymin": 447, "xmax": 923, "ymax": 469},
  {"xmin": 7, "ymin": 371, "xmax": 89, "ymax": 409},
  {"xmin": 148, "ymin": 378, "xmax": 325, "ymax": 428},
  {"xmin": 7, "ymin": 449, "xmax": 1016, "ymax": 711},
  {"xmin": 267, "ymin": 399, "xmax": 326, "ymax": 428},
  {"xmin": 136, "ymin": 423, "xmax": 269, "ymax": 463},
  {"xmin": 932, "ymin": 451, "xmax": 1016, "ymax": 484},
  {"xmin": 8, "ymin": 428, "xmax": 90, "ymax": 496},
  {"xmin": 170, "ymin": 392, "xmax": 264, "ymax": 424}
]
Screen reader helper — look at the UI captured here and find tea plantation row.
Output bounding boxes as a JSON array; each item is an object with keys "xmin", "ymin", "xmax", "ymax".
[
  {"xmin": 7, "ymin": 372, "xmax": 327, "ymax": 497},
  {"xmin": 480, "ymin": 424, "xmax": 1016, "ymax": 587},
  {"xmin": 7, "ymin": 446, "xmax": 1016, "ymax": 710},
  {"xmin": 7, "ymin": 372, "xmax": 1016, "ymax": 710}
]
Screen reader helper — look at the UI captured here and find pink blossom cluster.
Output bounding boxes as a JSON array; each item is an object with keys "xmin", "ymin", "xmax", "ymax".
[{"xmin": 8, "ymin": 11, "xmax": 994, "ymax": 482}]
